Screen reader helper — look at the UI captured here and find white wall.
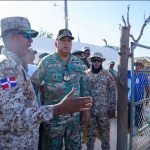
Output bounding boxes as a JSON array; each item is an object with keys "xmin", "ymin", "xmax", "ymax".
[{"xmin": 32, "ymin": 37, "xmax": 118, "ymax": 69}]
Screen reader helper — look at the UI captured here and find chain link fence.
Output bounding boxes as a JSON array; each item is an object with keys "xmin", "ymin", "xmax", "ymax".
[{"xmin": 129, "ymin": 42, "xmax": 150, "ymax": 150}]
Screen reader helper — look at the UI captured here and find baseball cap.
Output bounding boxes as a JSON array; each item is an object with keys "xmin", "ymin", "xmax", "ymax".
[
  {"xmin": 72, "ymin": 50, "xmax": 84, "ymax": 56},
  {"xmin": 1, "ymin": 16, "xmax": 38, "ymax": 38},
  {"xmin": 56, "ymin": 29, "xmax": 74, "ymax": 40}
]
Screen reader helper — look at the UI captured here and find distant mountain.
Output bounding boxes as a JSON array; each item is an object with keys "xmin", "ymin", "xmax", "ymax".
[{"xmin": 32, "ymin": 37, "xmax": 118, "ymax": 69}]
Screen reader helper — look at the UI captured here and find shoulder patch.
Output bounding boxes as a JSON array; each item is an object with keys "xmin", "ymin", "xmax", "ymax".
[{"xmin": 0, "ymin": 76, "xmax": 16, "ymax": 90}]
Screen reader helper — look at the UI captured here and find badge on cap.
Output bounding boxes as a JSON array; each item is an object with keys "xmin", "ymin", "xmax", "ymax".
[{"xmin": 63, "ymin": 29, "xmax": 70, "ymax": 35}]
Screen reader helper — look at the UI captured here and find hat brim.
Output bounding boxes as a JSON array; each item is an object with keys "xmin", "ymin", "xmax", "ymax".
[
  {"xmin": 90, "ymin": 56, "xmax": 106, "ymax": 61},
  {"xmin": 57, "ymin": 34, "xmax": 74, "ymax": 40},
  {"xmin": 23, "ymin": 29, "xmax": 39, "ymax": 38},
  {"xmin": 72, "ymin": 51, "xmax": 84, "ymax": 55}
]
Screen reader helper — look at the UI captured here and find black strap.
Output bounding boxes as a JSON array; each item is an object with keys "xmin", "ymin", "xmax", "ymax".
[{"xmin": 22, "ymin": 69, "xmax": 27, "ymax": 81}]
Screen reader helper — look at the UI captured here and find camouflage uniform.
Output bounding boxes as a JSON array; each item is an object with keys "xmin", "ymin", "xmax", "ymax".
[
  {"xmin": 85, "ymin": 68, "xmax": 116, "ymax": 150},
  {"xmin": 0, "ymin": 47, "xmax": 54, "ymax": 150},
  {"xmin": 37, "ymin": 52, "xmax": 89, "ymax": 150}
]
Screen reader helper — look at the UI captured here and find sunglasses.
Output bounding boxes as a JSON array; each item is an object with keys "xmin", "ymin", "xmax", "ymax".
[
  {"xmin": 92, "ymin": 58, "xmax": 102, "ymax": 63},
  {"xmin": 84, "ymin": 52, "xmax": 90, "ymax": 55},
  {"xmin": 15, "ymin": 32, "xmax": 32, "ymax": 39},
  {"xmin": 134, "ymin": 63, "xmax": 143, "ymax": 66}
]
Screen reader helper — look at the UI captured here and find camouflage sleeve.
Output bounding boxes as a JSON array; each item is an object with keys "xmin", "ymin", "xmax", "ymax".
[
  {"xmin": 0, "ymin": 59, "xmax": 54, "ymax": 131},
  {"xmin": 108, "ymin": 73, "xmax": 117, "ymax": 109},
  {"xmin": 80, "ymin": 71, "xmax": 89, "ymax": 97}
]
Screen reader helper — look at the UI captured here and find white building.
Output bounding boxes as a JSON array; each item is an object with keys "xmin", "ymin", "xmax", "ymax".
[{"xmin": 32, "ymin": 37, "xmax": 118, "ymax": 69}]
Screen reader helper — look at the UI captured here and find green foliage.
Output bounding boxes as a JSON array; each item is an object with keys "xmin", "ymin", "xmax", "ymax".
[{"xmin": 38, "ymin": 27, "xmax": 53, "ymax": 39}]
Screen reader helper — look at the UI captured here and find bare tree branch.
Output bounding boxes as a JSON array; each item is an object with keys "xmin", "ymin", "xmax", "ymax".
[
  {"xmin": 130, "ymin": 34, "xmax": 136, "ymax": 42},
  {"xmin": 144, "ymin": 12, "xmax": 146, "ymax": 20},
  {"xmin": 127, "ymin": 5, "xmax": 130, "ymax": 27},
  {"xmin": 122, "ymin": 16, "xmax": 127, "ymax": 27},
  {"xmin": 136, "ymin": 15, "xmax": 150, "ymax": 43},
  {"xmin": 102, "ymin": 39, "xmax": 107, "ymax": 46}
]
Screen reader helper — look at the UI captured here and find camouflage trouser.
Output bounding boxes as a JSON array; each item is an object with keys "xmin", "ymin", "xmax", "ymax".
[
  {"xmin": 42, "ymin": 119, "xmax": 82, "ymax": 150},
  {"xmin": 86, "ymin": 112, "xmax": 110, "ymax": 150}
]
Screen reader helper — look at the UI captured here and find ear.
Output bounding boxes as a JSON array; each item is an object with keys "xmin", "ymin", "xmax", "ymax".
[{"xmin": 55, "ymin": 41, "xmax": 58, "ymax": 48}]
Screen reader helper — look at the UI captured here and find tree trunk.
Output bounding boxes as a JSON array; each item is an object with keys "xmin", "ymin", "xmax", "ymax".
[{"xmin": 117, "ymin": 26, "xmax": 130, "ymax": 150}]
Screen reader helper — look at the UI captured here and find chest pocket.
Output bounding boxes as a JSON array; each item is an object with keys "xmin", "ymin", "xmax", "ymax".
[
  {"xmin": 69, "ymin": 67, "xmax": 82, "ymax": 84},
  {"xmin": 45, "ymin": 68, "xmax": 63, "ymax": 83}
]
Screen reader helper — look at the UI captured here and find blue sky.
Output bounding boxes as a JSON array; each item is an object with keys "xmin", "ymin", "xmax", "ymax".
[{"xmin": 0, "ymin": 1, "xmax": 150, "ymax": 56}]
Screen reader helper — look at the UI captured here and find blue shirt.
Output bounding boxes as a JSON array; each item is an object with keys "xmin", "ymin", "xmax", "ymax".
[{"xmin": 134, "ymin": 72, "xmax": 149, "ymax": 102}]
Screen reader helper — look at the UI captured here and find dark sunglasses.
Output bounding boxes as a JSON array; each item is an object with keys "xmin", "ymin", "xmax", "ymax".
[
  {"xmin": 15, "ymin": 32, "xmax": 32, "ymax": 39},
  {"xmin": 134, "ymin": 62, "xmax": 143, "ymax": 66},
  {"xmin": 84, "ymin": 52, "xmax": 90, "ymax": 55},
  {"xmin": 92, "ymin": 58, "xmax": 102, "ymax": 63}
]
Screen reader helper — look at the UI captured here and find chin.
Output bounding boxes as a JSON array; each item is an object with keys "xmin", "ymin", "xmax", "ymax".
[{"xmin": 61, "ymin": 51, "xmax": 70, "ymax": 57}]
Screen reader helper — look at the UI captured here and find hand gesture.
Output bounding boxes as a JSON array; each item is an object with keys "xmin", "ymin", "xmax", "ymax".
[{"xmin": 53, "ymin": 88, "xmax": 92, "ymax": 116}]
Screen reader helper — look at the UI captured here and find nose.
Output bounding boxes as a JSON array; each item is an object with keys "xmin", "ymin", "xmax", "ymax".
[{"xmin": 28, "ymin": 38, "xmax": 33, "ymax": 43}]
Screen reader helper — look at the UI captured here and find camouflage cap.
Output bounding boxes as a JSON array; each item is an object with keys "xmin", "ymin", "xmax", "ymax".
[
  {"xmin": 90, "ymin": 52, "xmax": 106, "ymax": 61},
  {"xmin": 1, "ymin": 16, "xmax": 38, "ymax": 38},
  {"xmin": 56, "ymin": 29, "xmax": 74, "ymax": 40},
  {"xmin": 109, "ymin": 61, "xmax": 115, "ymax": 65}
]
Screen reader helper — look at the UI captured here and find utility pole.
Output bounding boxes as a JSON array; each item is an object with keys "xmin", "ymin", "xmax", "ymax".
[
  {"xmin": 54, "ymin": 0, "xmax": 68, "ymax": 29},
  {"xmin": 64, "ymin": 0, "xmax": 68, "ymax": 29}
]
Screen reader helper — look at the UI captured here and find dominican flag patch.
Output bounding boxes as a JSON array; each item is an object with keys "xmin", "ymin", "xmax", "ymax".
[{"xmin": 0, "ymin": 76, "xmax": 17, "ymax": 90}]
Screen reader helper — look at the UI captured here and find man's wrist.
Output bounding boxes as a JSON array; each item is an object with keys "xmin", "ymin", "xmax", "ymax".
[
  {"xmin": 53, "ymin": 104, "xmax": 59, "ymax": 116},
  {"xmin": 53, "ymin": 104, "xmax": 62, "ymax": 116}
]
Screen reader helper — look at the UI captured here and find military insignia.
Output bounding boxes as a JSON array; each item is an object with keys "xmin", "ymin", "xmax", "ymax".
[
  {"xmin": 0, "ymin": 76, "xmax": 16, "ymax": 90},
  {"xmin": 63, "ymin": 29, "xmax": 70, "ymax": 35},
  {"xmin": 63, "ymin": 74, "xmax": 70, "ymax": 81},
  {"xmin": 63, "ymin": 65, "xmax": 70, "ymax": 82},
  {"xmin": 73, "ymin": 61, "xmax": 80, "ymax": 65}
]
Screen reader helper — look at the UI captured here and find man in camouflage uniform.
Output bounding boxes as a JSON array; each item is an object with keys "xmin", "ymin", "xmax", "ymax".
[
  {"xmin": 0, "ymin": 16, "xmax": 92, "ymax": 150},
  {"xmin": 85, "ymin": 52, "xmax": 116, "ymax": 150},
  {"xmin": 37, "ymin": 29, "xmax": 90, "ymax": 150}
]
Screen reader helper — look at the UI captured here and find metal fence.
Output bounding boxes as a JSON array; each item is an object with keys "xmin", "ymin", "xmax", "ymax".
[{"xmin": 129, "ymin": 42, "xmax": 150, "ymax": 150}]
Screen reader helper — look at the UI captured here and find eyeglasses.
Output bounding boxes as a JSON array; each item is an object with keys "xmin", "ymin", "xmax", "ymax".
[
  {"xmin": 15, "ymin": 32, "xmax": 32, "ymax": 39},
  {"xmin": 92, "ymin": 58, "xmax": 102, "ymax": 63}
]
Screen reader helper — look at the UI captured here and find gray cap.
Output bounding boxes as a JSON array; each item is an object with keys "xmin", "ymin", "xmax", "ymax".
[
  {"xmin": 90, "ymin": 52, "xmax": 106, "ymax": 61},
  {"xmin": 1, "ymin": 16, "xmax": 38, "ymax": 38}
]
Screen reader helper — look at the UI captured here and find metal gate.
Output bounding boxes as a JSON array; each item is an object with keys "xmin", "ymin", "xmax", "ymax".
[{"xmin": 129, "ymin": 42, "xmax": 150, "ymax": 150}]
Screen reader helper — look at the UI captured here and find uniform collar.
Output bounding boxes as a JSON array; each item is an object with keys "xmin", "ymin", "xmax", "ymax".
[{"xmin": 1, "ymin": 46, "xmax": 24, "ymax": 66}]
